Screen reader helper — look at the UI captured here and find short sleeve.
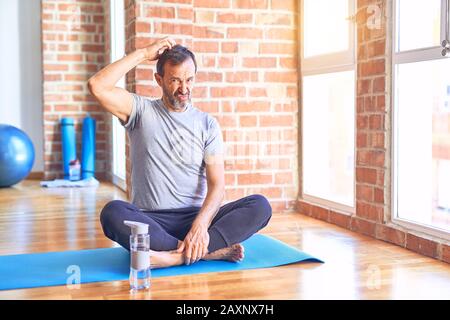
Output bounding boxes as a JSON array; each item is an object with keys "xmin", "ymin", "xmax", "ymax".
[
  {"xmin": 120, "ymin": 93, "xmax": 146, "ymax": 131},
  {"xmin": 204, "ymin": 117, "xmax": 224, "ymax": 162}
]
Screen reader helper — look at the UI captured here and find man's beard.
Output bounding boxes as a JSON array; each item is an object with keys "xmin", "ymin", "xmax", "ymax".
[{"xmin": 162, "ymin": 86, "xmax": 191, "ymax": 111}]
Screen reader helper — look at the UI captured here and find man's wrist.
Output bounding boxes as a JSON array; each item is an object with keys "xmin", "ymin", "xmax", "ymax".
[
  {"xmin": 193, "ymin": 216, "xmax": 210, "ymax": 229},
  {"xmin": 134, "ymin": 48, "xmax": 148, "ymax": 63}
]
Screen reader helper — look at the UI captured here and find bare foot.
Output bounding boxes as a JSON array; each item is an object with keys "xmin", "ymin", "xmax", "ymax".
[
  {"xmin": 149, "ymin": 243, "xmax": 245, "ymax": 269},
  {"xmin": 149, "ymin": 250, "xmax": 184, "ymax": 269},
  {"xmin": 203, "ymin": 244, "xmax": 245, "ymax": 262}
]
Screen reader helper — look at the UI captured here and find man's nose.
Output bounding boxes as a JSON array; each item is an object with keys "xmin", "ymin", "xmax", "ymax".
[{"xmin": 179, "ymin": 82, "xmax": 188, "ymax": 94}]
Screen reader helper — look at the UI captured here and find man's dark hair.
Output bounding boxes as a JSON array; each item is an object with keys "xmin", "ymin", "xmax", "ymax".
[{"xmin": 156, "ymin": 45, "xmax": 197, "ymax": 77}]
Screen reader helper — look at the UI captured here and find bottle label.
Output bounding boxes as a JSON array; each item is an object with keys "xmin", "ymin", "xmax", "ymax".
[{"xmin": 131, "ymin": 250, "xmax": 150, "ymax": 270}]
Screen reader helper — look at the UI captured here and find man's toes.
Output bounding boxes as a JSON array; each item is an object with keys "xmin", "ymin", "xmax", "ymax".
[{"xmin": 233, "ymin": 250, "xmax": 244, "ymax": 261}]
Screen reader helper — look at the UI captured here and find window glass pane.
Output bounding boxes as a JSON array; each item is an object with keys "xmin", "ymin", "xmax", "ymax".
[
  {"xmin": 397, "ymin": 0, "xmax": 441, "ymax": 52},
  {"xmin": 303, "ymin": 70, "xmax": 355, "ymax": 207},
  {"xmin": 111, "ymin": 0, "xmax": 125, "ymax": 63},
  {"xmin": 304, "ymin": 0, "xmax": 350, "ymax": 58},
  {"xmin": 113, "ymin": 117, "xmax": 126, "ymax": 180},
  {"xmin": 396, "ymin": 59, "xmax": 450, "ymax": 232},
  {"xmin": 111, "ymin": 0, "xmax": 126, "ymax": 181}
]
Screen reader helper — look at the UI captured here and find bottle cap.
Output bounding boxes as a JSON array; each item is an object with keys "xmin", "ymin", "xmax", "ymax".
[
  {"xmin": 124, "ymin": 220, "xmax": 149, "ymax": 235},
  {"xmin": 61, "ymin": 118, "xmax": 74, "ymax": 126},
  {"xmin": 69, "ymin": 159, "xmax": 80, "ymax": 165}
]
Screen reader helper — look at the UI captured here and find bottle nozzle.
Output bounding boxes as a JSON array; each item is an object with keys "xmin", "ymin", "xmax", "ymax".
[{"xmin": 124, "ymin": 220, "xmax": 149, "ymax": 235}]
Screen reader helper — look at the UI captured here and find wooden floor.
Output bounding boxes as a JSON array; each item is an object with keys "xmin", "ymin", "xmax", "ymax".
[{"xmin": 0, "ymin": 180, "xmax": 449, "ymax": 300}]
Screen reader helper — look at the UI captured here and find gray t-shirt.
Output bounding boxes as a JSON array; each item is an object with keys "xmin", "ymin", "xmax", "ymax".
[{"xmin": 121, "ymin": 94, "xmax": 224, "ymax": 211}]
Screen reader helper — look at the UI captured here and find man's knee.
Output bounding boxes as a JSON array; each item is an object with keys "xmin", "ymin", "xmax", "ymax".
[
  {"xmin": 100, "ymin": 200, "xmax": 127, "ymax": 228},
  {"xmin": 248, "ymin": 194, "xmax": 272, "ymax": 224}
]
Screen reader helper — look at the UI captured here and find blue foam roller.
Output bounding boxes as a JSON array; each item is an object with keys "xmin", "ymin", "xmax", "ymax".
[
  {"xmin": 81, "ymin": 116, "xmax": 96, "ymax": 179},
  {"xmin": 61, "ymin": 118, "xmax": 76, "ymax": 180}
]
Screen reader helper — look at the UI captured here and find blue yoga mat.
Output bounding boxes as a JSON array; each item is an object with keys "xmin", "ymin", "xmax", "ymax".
[{"xmin": 0, "ymin": 234, "xmax": 323, "ymax": 291}]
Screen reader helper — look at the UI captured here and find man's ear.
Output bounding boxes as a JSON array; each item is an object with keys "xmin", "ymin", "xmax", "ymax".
[{"xmin": 155, "ymin": 73, "xmax": 163, "ymax": 87}]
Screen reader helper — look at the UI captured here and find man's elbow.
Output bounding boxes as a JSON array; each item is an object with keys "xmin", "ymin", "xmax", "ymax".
[
  {"xmin": 87, "ymin": 77, "xmax": 102, "ymax": 97},
  {"xmin": 87, "ymin": 77, "xmax": 96, "ymax": 94}
]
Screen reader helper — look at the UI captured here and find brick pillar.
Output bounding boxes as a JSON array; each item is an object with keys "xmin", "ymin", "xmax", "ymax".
[
  {"xmin": 41, "ymin": 0, "xmax": 107, "ymax": 180},
  {"xmin": 354, "ymin": 0, "xmax": 388, "ymax": 234}
]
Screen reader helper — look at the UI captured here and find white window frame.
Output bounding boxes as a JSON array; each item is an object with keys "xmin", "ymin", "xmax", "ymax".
[
  {"xmin": 391, "ymin": 0, "xmax": 450, "ymax": 240},
  {"xmin": 110, "ymin": 0, "xmax": 126, "ymax": 191},
  {"xmin": 300, "ymin": 0, "xmax": 357, "ymax": 214}
]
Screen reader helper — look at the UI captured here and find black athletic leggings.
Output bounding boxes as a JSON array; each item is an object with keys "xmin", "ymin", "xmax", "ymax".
[{"xmin": 100, "ymin": 194, "xmax": 272, "ymax": 253}]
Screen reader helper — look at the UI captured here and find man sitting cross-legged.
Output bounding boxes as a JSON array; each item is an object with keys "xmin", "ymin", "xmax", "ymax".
[{"xmin": 88, "ymin": 37, "xmax": 272, "ymax": 268}]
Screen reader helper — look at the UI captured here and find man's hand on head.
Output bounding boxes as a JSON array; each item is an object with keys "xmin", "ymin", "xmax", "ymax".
[
  {"xmin": 176, "ymin": 222, "xmax": 210, "ymax": 265},
  {"xmin": 143, "ymin": 37, "xmax": 176, "ymax": 61}
]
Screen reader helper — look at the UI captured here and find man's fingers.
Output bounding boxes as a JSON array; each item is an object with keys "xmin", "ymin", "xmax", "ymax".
[
  {"xmin": 181, "ymin": 230, "xmax": 209, "ymax": 264},
  {"xmin": 154, "ymin": 40, "xmax": 172, "ymax": 57},
  {"xmin": 145, "ymin": 37, "xmax": 176, "ymax": 61},
  {"xmin": 161, "ymin": 36, "xmax": 176, "ymax": 47},
  {"xmin": 191, "ymin": 245, "xmax": 199, "ymax": 265},
  {"xmin": 184, "ymin": 251, "xmax": 191, "ymax": 265},
  {"xmin": 194, "ymin": 246, "xmax": 206, "ymax": 263},
  {"xmin": 161, "ymin": 39, "xmax": 174, "ymax": 52},
  {"xmin": 157, "ymin": 45, "xmax": 169, "ymax": 56},
  {"xmin": 164, "ymin": 39, "xmax": 174, "ymax": 49},
  {"xmin": 185, "ymin": 244, "xmax": 193, "ymax": 265},
  {"xmin": 196, "ymin": 248, "xmax": 205, "ymax": 262},
  {"xmin": 202, "ymin": 246, "xmax": 209, "ymax": 259}
]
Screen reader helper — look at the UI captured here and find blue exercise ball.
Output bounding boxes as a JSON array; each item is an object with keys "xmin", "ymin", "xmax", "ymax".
[{"xmin": 0, "ymin": 124, "xmax": 35, "ymax": 187}]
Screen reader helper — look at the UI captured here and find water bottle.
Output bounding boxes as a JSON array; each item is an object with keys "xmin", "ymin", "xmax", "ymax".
[
  {"xmin": 124, "ymin": 221, "xmax": 151, "ymax": 291},
  {"xmin": 68, "ymin": 159, "xmax": 81, "ymax": 181}
]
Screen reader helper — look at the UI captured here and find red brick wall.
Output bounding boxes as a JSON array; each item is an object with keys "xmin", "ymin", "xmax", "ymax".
[
  {"xmin": 41, "ymin": 0, "xmax": 108, "ymax": 180},
  {"xmin": 39, "ymin": 0, "xmax": 449, "ymax": 263},
  {"xmin": 297, "ymin": 0, "xmax": 449, "ymax": 264},
  {"xmin": 124, "ymin": 0, "xmax": 299, "ymax": 210}
]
